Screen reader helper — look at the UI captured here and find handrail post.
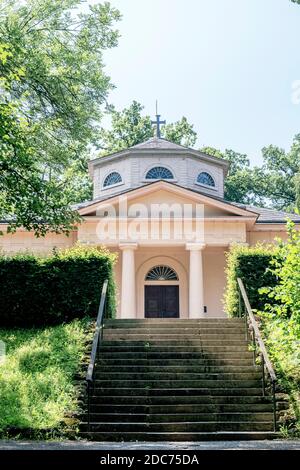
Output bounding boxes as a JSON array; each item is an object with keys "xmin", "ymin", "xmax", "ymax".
[
  {"xmin": 261, "ymin": 353, "xmax": 265, "ymax": 396},
  {"xmin": 87, "ymin": 380, "xmax": 91, "ymax": 433},
  {"xmin": 244, "ymin": 306, "xmax": 248, "ymax": 341},
  {"xmin": 272, "ymin": 380, "xmax": 277, "ymax": 432},
  {"xmin": 251, "ymin": 328, "xmax": 256, "ymax": 366},
  {"xmin": 238, "ymin": 289, "xmax": 242, "ymax": 318}
]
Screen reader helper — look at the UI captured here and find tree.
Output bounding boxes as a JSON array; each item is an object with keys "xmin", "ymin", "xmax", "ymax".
[
  {"xmin": 200, "ymin": 146, "xmax": 264, "ymax": 205},
  {"xmin": 259, "ymin": 137, "xmax": 300, "ymax": 211},
  {"xmin": 100, "ymin": 101, "xmax": 197, "ymax": 154},
  {"xmin": 202, "ymin": 138, "xmax": 300, "ymax": 211},
  {"xmin": 0, "ymin": 0, "xmax": 121, "ymax": 235}
]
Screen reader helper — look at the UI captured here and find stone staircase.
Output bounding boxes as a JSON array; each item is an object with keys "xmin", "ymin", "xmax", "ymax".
[{"xmin": 80, "ymin": 318, "xmax": 278, "ymax": 441}]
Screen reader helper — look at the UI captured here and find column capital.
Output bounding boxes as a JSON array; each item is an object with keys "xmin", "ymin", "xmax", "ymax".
[
  {"xmin": 119, "ymin": 242, "xmax": 138, "ymax": 251},
  {"xmin": 185, "ymin": 242, "xmax": 206, "ymax": 251}
]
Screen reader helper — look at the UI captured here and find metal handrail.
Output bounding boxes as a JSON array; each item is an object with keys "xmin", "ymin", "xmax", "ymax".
[
  {"xmin": 85, "ymin": 279, "xmax": 108, "ymax": 431},
  {"xmin": 237, "ymin": 277, "xmax": 277, "ymax": 431}
]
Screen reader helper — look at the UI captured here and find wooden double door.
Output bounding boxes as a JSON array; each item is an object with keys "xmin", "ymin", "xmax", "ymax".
[{"xmin": 145, "ymin": 285, "xmax": 179, "ymax": 318}]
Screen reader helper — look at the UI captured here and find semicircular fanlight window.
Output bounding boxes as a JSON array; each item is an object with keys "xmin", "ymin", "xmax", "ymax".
[
  {"xmin": 197, "ymin": 171, "xmax": 215, "ymax": 187},
  {"xmin": 145, "ymin": 265, "xmax": 179, "ymax": 281},
  {"xmin": 145, "ymin": 166, "xmax": 174, "ymax": 180},
  {"xmin": 103, "ymin": 171, "xmax": 122, "ymax": 187}
]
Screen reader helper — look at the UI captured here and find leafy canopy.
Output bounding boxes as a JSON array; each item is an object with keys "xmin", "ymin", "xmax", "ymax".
[
  {"xmin": 100, "ymin": 100, "xmax": 197, "ymax": 154},
  {"xmin": 202, "ymin": 138, "xmax": 300, "ymax": 211},
  {"xmin": 0, "ymin": 0, "xmax": 121, "ymax": 235}
]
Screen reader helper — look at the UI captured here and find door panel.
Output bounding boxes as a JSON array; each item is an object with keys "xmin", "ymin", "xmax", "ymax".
[
  {"xmin": 145, "ymin": 285, "xmax": 179, "ymax": 318},
  {"xmin": 163, "ymin": 285, "xmax": 179, "ymax": 318}
]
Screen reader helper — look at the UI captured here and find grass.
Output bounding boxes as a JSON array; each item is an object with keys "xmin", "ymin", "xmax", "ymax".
[{"xmin": 0, "ymin": 319, "xmax": 91, "ymax": 438}]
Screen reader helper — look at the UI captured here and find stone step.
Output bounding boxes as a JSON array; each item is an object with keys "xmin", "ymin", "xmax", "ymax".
[
  {"xmin": 98, "ymin": 358, "xmax": 255, "ymax": 366},
  {"xmin": 94, "ymin": 372, "xmax": 261, "ymax": 381},
  {"xmin": 98, "ymin": 365, "xmax": 260, "ymax": 373},
  {"xmin": 80, "ymin": 421, "xmax": 274, "ymax": 433},
  {"xmin": 103, "ymin": 332, "xmax": 246, "ymax": 343},
  {"xmin": 102, "ymin": 338, "xmax": 248, "ymax": 345},
  {"xmin": 103, "ymin": 327, "xmax": 246, "ymax": 339},
  {"xmin": 82, "ymin": 412, "xmax": 274, "ymax": 423},
  {"xmin": 91, "ymin": 387, "xmax": 264, "ymax": 396},
  {"xmin": 93, "ymin": 379, "xmax": 262, "ymax": 388},
  {"xmin": 100, "ymin": 341, "xmax": 249, "ymax": 354},
  {"xmin": 79, "ymin": 431, "xmax": 278, "ymax": 441},
  {"xmin": 88, "ymin": 403, "xmax": 274, "ymax": 413},
  {"xmin": 98, "ymin": 351, "xmax": 254, "ymax": 359},
  {"xmin": 89, "ymin": 395, "xmax": 272, "ymax": 405},
  {"xmin": 105, "ymin": 319, "xmax": 244, "ymax": 325}
]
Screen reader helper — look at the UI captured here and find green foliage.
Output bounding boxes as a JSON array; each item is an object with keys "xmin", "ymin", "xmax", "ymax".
[
  {"xmin": 202, "ymin": 137, "xmax": 300, "ymax": 211},
  {"xmin": 163, "ymin": 117, "xmax": 197, "ymax": 147},
  {"xmin": 225, "ymin": 244, "xmax": 276, "ymax": 317},
  {"xmin": 0, "ymin": 0, "xmax": 121, "ymax": 234},
  {"xmin": 0, "ymin": 319, "xmax": 90, "ymax": 435},
  {"xmin": 296, "ymin": 174, "xmax": 300, "ymax": 213},
  {"xmin": 225, "ymin": 225, "xmax": 300, "ymax": 432},
  {"xmin": 100, "ymin": 100, "xmax": 197, "ymax": 155},
  {"xmin": 257, "ymin": 222, "xmax": 300, "ymax": 431},
  {"xmin": 259, "ymin": 138, "xmax": 300, "ymax": 211},
  {"xmin": 0, "ymin": 245, "xmax": 116, "ymax": 326},
  {"xmin": 259, "ymin": 221, "xmax": 300, "ymax": 324}
]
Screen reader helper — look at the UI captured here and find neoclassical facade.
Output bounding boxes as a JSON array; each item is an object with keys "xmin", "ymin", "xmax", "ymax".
[{"xmin": 1, "ymin": 136, "xmax": 300, "ymax": 318}]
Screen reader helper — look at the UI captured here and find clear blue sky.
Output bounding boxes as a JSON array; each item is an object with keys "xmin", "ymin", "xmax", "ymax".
[{"xmin": 91, "ymin": 0, "xmax": 300, "ymax": 165}]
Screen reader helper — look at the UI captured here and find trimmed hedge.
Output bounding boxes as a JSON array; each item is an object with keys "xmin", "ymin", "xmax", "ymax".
[
  {"xmin": 225, "ymin": 244, "xmax": 277, "ymax": 317},
  {"xmin": 0, "ymin": 245, "xmax": 116, "ymax": 327}
]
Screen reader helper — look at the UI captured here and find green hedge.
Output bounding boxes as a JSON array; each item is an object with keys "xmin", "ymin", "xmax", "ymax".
[
  {"xmin": 0, "ymin": 245, "xmax": 116, "ymax": 327},
  {"xmin": 225, "ymin": 244, "xmax": 277, "ymax": 317}
]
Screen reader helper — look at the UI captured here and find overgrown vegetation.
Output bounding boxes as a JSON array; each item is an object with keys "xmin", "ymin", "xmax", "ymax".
[
  {"xmin": 0, "ymin": 245, "xmax": 116, "ymax": 327},
  {"xmin": 259, "ymin": 222, "xmax": 300, "ymax": 434},
  {"xmin": 0, "ymin": 319, "xmax": 91, "ymax": 438},
  {"xmin": 225, "ymin": 227, "xmax": 300, "ymax": 434},
  {"xmin": 225, "ymin": 244, "xmax": 276, "ymax": 317}
]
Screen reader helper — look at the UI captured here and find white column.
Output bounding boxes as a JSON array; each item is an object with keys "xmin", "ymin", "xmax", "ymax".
[
  {"xmin": 186, "ymin": 243, "xmax": 206, "ymax": 318},
  {"xmin": 119, "ymin": 243, "xmax": 138, "ymax": 318}
]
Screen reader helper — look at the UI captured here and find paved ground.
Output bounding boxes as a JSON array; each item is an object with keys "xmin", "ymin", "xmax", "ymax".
[{"xmin": 0, "ymin": 440, "xmax": 299, "ymax": 450}]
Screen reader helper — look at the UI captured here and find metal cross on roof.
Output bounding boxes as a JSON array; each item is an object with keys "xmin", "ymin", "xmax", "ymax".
[{"xmin": 151, "ymin": 101, "xmax": 166, "ymax": 138}]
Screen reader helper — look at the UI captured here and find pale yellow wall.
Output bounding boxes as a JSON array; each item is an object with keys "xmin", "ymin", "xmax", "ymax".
[
  {"xmin": 113, "ymin": 245, "xmax": 227, "ymax": 319},
  {"xmin": 247, "ymin": 228, "xmax": 288, "ymax": 245},
  {"xmin": 0, "ymin": 226, "xmax": 77, "ymax": 254},
  {"xmin": 203, "ymin": 247, "xmax": 227, "ymax": 318}
]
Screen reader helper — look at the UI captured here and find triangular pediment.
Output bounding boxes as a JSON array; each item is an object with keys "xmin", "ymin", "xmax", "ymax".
[{"xmin": 78, "ymin": 181, "xmax": 258, "ymax": 222}]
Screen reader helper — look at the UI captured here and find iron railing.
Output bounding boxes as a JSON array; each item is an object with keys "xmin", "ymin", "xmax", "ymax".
[
  {"xmin": 85, "ymin": 279, "xmax": 108, "ymax": 431},
  {"xmin": 237, "ymin": 277, "xmax": 277, "ymax": 431}
]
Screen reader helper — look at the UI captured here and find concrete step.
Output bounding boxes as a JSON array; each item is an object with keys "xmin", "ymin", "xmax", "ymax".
[
  {"xmin": 90, "ymin": 387, "xmax": 264, "ymax": 396},
  {"xmin": 98, "ymin": 351, "xmax": 254, "ymax": 359},
  {"xmin": 79, "ymin": 431, "xmax": 278, "ymax": 441},
  {"xmin": 82, "ymin": 412, "xmax": 273, "ymax": 423},
  {"xmin": 100, "ymin": 345, "xmax": 250, "ymax": 352},
  {"xmin": 94, "ymin": 372, "xmax": 261, "ymax": 381},
  {"xmin": 88, "ymin": 403, "xmax": 274, "ymax": 413},
  {"xmin": 104, "ymin": 330, "xmax": 246, "ymax": 337},
  {"xmin": 90, "ymin": 395, "xmax": 272, "ymax": 405},
  {"xmin": 105, "ymin": 319, "xmax": 244, "ymax": 325},
  {"xmin": 80, "ymin": 421, "xmax": 274, "ymax": 433},
  {"xmin": 103, "ymin": 332, "xmax": 246, "ymax": 344},
  {"xmin": 98, "ymin": 358, "xmax": 255, "ymax": 366},
  {"xmin": 98, "ymin": 365, "xmax": 260, "ymax": 373},
  {"xmin": 94, "ymin": 379, "xmax": 262, "ymax": 388}
]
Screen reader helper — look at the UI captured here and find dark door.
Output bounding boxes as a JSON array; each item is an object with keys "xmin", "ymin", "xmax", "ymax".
[{"xmin": 145, "ymin": 285, "xmax": 179, "ymax": 318}]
